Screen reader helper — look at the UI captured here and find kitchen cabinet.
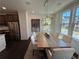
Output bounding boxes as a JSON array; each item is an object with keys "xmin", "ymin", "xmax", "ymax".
[
  {"xmin": 6, "ymin": 14, "xmax": 18, "ymax": 22},
  {"xmin": 0, "ymin": 34, "xmax": 6, "ymax": 52},
  {"xmin": 0, "ymin": 13, "xmax": 21, "ymax": 40},
  {"xmin": 0, "ymin": 15, "xmax": 7, "ymax": 26}
]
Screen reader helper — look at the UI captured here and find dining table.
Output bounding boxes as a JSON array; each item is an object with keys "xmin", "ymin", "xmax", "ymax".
[{"xmin": 36, "ymin": 32, "xmax": 71, "ymax": 49}]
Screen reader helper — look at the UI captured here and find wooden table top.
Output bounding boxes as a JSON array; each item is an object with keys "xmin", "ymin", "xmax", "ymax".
[
  {"xmin": 36, "ymin": 33, "xmax": 71, "ymax": 48},
  {"xmin": 36, "ymin": 33, "xmax": 49, "ymax": 48}
]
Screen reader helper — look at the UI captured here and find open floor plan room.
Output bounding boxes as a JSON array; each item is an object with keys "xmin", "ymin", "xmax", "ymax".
[{"xmin": 0, "ymin": 0, "xmax": 79, "ymax": 59}]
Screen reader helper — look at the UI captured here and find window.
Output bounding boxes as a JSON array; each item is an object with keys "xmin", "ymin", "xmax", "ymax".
[
  {"xmin": 72, "ymin": 7, "xmax": 79, "ymax": 39},
  {"xmin": 41, "ymin": 16, "xmax": 51, "ymax": 32},
  {"xmin": 61, "ymin": 10, "xmax": 71, "ymax": 35}
]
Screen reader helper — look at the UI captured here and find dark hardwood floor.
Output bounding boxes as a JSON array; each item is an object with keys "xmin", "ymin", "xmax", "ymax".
[{"xmin": 0, "ymin": 39, "xmax": 30, "ymax": 59}]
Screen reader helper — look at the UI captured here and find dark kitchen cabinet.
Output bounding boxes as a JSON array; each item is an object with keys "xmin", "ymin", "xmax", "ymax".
[
  {"xmin": 0, "ymin": 13, "xmax": 21, "ymax": 41},
  {"xmin": 6, "ymin": 14, "xmax": 18, "ymax": 22},
  {"xmin": 0, "ymin": 15, "xmax": 7, "ymax": 26}
]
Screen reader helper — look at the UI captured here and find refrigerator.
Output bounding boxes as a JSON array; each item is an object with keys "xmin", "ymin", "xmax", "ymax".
[{"xmin": 8, "ymin": 22, "xmax": 20, "ymax": 40}]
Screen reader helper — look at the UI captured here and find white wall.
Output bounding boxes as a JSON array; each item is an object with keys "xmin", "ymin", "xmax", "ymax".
[
  {"xmin": 18, "ymin": 11, "xmax": 43, "ymax": 40},
  {"xmin": 18, "ymin": 11, "xmax": 28, "ymax": 40},
  {"xmin": 29, "ymin": 14, "xmax": 43, "ymax": 32},
  {"xmin": 18, "ymin": 10, "xmax": 60, "ymax": 39},
  {"xmin": 26, "ymin": 12, "xmax": 31, "ymax": 39},
  {"xmin": 30, "ymin": 14, "xmax": 43, "ymax": 19}
]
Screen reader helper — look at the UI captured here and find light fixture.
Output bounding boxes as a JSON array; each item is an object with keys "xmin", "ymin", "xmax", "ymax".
[
  {"xmin": 26, "ymin": 1, "xmax": 31, "ymax": 5},
  {"xmin": 25, "ymin": 0, "xmax": 31, "ymax": 5},
  {"xmin": 2, "ymin": 7, "xmax": 6, "ymax": 10},
  {"xmin": 32, "ymin": 11, "xmax": 35, "ymax": 13},
  {"xmin": 57, "ymin": 2, "xmax": 62, "ymax": 6},
  {"xmin": 44, "ymin": 0, "xmax": 48, "ymax": 7}
]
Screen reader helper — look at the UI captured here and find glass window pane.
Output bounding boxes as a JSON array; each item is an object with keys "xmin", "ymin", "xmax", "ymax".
[
  {"xmin": 41, "ymin": 17, "xmax": 51, "ymax": 32},
  {"xmin": 61, "ymin": 10, "xmax": 71, "ymax": 35},
  {"xmin": 72, "ymin": 7, "xmax": 79, "ymax": 39}
]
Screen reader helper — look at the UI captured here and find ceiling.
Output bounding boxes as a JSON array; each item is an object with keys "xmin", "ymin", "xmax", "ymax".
[{"xmin": 0, "ymin": 0, "xmax": 75, "ymax": 15}]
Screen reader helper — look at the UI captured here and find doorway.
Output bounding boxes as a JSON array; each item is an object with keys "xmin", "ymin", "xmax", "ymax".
[{"xmin": 31, "ymin": 19, "xmax": 40, "ymax": 32}]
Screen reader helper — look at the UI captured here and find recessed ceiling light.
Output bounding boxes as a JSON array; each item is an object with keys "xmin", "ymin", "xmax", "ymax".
[{"xmin": 2, "ymin": 7, "xmax": 6, "ymax": 10}]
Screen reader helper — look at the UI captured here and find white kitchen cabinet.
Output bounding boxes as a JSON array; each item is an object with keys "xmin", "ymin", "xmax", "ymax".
[{"xmin": 0, "ymin": 34, "xmax": 6, "ymax": 52}]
